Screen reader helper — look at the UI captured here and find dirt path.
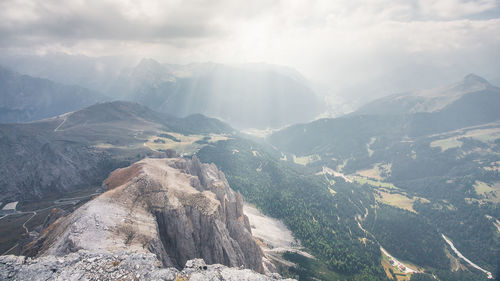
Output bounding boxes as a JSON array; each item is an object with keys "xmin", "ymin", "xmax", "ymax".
[
  {"xmin": 22, "ymin": 212, "xmax": 36, "ymax": 234},
  {"xmin": 1, "ymin": 243, "xmax": 19, "ymax": 255},
  {"xmin": 53, "ymin": 112, "xmax": 72, "ymax": 132},
  {"xmin": 53, "ymin": 193, "xmax": 100, "ymax": 205}
]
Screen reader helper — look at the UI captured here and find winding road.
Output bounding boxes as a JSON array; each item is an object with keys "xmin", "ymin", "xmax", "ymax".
[
  {"xmin": 53, "ymin": 112, "xmax": 72, "ymax": 132},
  {"xmin": 441, "ymin": 234, "xmax": 493, "ymax": 279},
  {"xmin": 0, "ymin": 192, "xmax": 101, "ymax": 255}
]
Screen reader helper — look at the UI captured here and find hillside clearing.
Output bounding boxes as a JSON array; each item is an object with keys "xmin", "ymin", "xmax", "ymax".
[
  {"xmin": 430, "ymin": 138, "xmax": 463, "ymax": 151},
  {"xmin": 144, "ymin": 131, "xmax": 229, "ymax": 155},
  {"xmin": 430, "ymin": 127, "xmax": 500, "ymax": 151},
  {"xmin": 292, "ymin": 154, "xmax": 321, "ymax": 166},
  {"xmin": 356, "ymin": 163, "xmax": 392, "ymax": 181},
  {"xmin": 472, "ymin": 181, "xmax": 500, "ymax": 203},
  {"xmin": 352, "ymin": 176, "xmax": 398, "ymax": 189},
  {"xmin": 375, "ymin": 189, "xmax": 429, "ymax": 213}
]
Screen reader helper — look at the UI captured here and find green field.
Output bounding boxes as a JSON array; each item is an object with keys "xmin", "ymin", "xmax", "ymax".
[
  {"xmin": 145, "ymin": 131, "xmax": 230, "ymax": 155},
  {"xmin": 356, "ymin": 163, "xmax": 392, "ymax": 180},
  {"xmin": 352, "ymin": 176, "xmax": 398, "ymax": 189},
  {"xmin": 430, "ymin": 127, "xmax": 500, "ymax": 151},
  {"xmin": 473, "ymin": 181, "xmax": 500, "ymax": 203},
  {"xmin": 474, "ymin": 181, "xmax": 496, "ymax": 195},
  {"xmin": 430, "ymin": 138, "xmax": 463, "ymax": 151},
  {"xmin": 292, "ymin": 154, "xmax": 321, "ymax": 166}
]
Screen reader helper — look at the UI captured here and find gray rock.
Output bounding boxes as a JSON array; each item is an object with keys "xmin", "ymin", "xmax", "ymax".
[{"xmin": 0, "ymin": 251, "xmax": 294, "ymax": 281}]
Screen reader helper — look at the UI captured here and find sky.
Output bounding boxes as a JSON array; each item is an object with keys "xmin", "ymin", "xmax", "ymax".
[{"xmin": 1, "ymin": 0, "xmax": 499, "ymax": 99}]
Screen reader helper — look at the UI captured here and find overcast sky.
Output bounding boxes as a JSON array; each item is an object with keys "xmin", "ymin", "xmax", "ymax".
[{"xmin": 1, "ymin": 0, "xmax": 499, "ymax": 98}]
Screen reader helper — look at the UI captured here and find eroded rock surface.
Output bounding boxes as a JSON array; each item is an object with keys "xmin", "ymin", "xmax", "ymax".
[{"xmin": 26, "ymin": 157, "xmax": 266, "ymax": 273}]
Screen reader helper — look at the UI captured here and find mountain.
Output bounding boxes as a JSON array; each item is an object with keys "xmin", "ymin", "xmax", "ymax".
[
  {"xmin": 0, "ymin": 101, "xmax": 234, "ymax": 202},
  {"xmin": 2, "ymin": 72, "xmax": 498, "ymax": 280},
  {"xmin": 24, "ymin": 157, "xmax": 270, "ymax": 272},
  {"xmin": 267, "ymin": 75, "xmax": 500, "ymax": 280},
  {"xmin": 270, "ymin": 74, "xmax": 500, "ymax": 155},
  {"xmin": 0, "ymin": 54, "xmax": 325, "ymax": 129},
  {"xmin": 2, "ymin": 157, "xmax": 292, "ymax": 280},
  {"xmin": 0, "ymin": 66, "xmax": 108, "ymax": 123},
  {"xmin": 355, "ymin": 74, "xmax": 498, "ymax": 116},
  {"xmin": 0, "ymin": 53, "xmax": 135, "ymax": 93},
  {"xmin": 0, "ymin": 100, "xmax": 388, "ymax": 280},
  {"xmin": 107, "ymin": 59, "xmax": 325, "ymax": 129}
]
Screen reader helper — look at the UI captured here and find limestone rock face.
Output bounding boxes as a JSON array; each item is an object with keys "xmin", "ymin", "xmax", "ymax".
[
  {"xmin": 0, "ymin": 251, "xmax": 294, "ymax": 281},
  {"xmin": 26, "ymin": 157, "xmax": 265, "ymax": 273}
]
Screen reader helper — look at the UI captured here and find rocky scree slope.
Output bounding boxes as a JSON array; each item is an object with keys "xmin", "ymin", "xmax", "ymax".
[{"xmin": 23, "ymin": 157, "xmax": 275, "ymax": 276}]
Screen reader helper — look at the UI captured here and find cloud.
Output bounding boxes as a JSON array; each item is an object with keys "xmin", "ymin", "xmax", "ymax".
[
  {"xmin": 0, "ymin": 0, "xmax": 498, "ymax": 98},
  {"xmin": 0, "ymin": 0, "xmax": 227, "ymax": 44},
  {"xmin": 418, "ymin": 0, "xmax": 498, "ymax": 19}
]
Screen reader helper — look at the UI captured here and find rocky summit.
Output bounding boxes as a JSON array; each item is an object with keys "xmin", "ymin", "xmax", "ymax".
[
  {"xmin": 15, "ymin": 156, "xmax": 288, "ymax": 280},
  {"xmin": 0, "ymin": 251, "xmax": 293, "ymax": 281}
]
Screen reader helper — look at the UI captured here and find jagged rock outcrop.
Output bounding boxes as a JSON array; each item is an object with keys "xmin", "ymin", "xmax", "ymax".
[
  {"xmin": 25, "ymin": 157, "xmax": 269, "ymax": 274},
  {"xmin": 0, "ymin": 251, "xmax": 293, "ymax": 281}
]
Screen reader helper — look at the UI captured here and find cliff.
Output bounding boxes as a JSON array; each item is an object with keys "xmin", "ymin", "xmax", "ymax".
[{"xmin": 24, "ymin": 157, "xmax": 275, "ymax": 275}]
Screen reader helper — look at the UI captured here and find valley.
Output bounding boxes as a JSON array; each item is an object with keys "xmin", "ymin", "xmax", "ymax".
[
  {"xmin": 0, "ymin": 74, "xmax": 498, "ymax": 280},
  {"xmin": 1, "ymin": 1, "xmax": 499, "ymax": 279},
  {"xmin": 266, "ymin": 74, "xmax": 500, "ymax": 280}
]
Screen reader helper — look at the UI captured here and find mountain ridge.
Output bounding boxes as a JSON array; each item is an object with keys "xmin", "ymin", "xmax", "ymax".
[
  {"xmin": 0, "ymin": 55, "xmax": 325, "ymax": 129},
  {"xmin": 0, "ymin": 101, "xmax": 234, "ymax": 202},
  {"xmin": 354, "ymin": 73, "xmax": 498, "ymax": 116},
  {"xmin": 0, "ymin": 65, "xmax": 109, "ymax": 123},
  {"xmin": 111, "ymin": 59, "xmax": 325, "ymax": 129}
]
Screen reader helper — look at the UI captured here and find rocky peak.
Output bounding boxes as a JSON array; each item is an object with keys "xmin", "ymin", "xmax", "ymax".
[
  {"xmin": 462, "ymin": 73, "xmax": 490, "ymax": 87},
  {"xmin": 24, "ymin": 157, "xmax": 269, "ymax": 275},
  {"xmin": 130, "ymin": 58, "xmax": 174, "ymax": 85}
]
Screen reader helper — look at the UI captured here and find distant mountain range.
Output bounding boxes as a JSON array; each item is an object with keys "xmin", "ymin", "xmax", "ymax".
[
  {"xmin": 355, "ymin": 73, "xmax": 498, "ymax": 116},
  {"xmin": 107, "ymin": 59, "xmax": 325, "ymax": 129},
  {"xmin": 0, "ymin": 66, "xmax": 108, "ymax": 123},
  {"xmin": 271, "ymin": 74, "xmax": 500, "ymax": 155},
  {"xmin": 0, "ymin": 56, "xmax": 325, "ymax": 129}
]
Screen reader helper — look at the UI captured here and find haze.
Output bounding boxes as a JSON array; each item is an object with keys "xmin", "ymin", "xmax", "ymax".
[
  {"xmin": 1, "ymin": 1, "xmax": 500, "ymax": 280},
  {"xmin": 1, "ymin": 0, "xmax": 499, "ymax": 101}
]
